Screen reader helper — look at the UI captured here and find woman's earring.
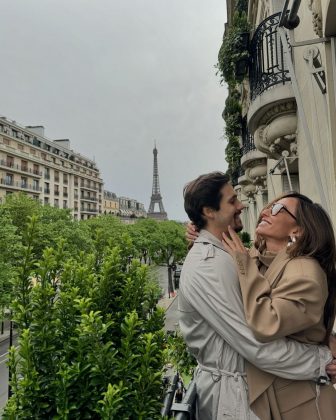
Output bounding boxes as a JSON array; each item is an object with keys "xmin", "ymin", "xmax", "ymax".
[{"xmin": 287, "ymin": 236, "xmax": 296, "ymax": 247}]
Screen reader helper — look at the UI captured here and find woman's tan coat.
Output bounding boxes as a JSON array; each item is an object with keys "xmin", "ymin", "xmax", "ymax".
[{"xmin": 234, "ymin": 248, "xmax": 336, "ymax": 420}]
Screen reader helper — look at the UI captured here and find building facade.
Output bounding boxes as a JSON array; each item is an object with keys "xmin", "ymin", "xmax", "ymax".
[
  {"xmin": 0, "ymin": 116, "xmax": 103, "ymax": 219},
  {"xmin": 223, "ymin": 0, "xmax": 336, "ymax": 238},
  {"xmin": 119, "ymin": 196, "xmax": 147, "ymax": 223},
  {"xmin": 103, "ymin": 190, "xmax": 119, "ymax": 215}
]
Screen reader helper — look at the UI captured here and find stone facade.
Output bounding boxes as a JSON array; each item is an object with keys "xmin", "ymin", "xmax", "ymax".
[{"xmin": 225, "ymin": 0, "xmax": 336, "ymax": 238}]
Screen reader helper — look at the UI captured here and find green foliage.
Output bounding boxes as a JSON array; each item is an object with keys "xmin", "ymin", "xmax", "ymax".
[
  {"xmin": 217, "ymin": 11, "xmax": 250, "ymax": 87},
  {"xmin": 2, "ymin": 202, "xmax": 172, "ymax": 419},
  {"xmin": 235, "ymin": 0, "xmax": 248, "ymax": 13},
  {"xmin": 165, "ymin": 332, "xmax": 196, "ymax": 377},
  {"xmin": 225, "ymin": 136, "xmax": 242, "ymax": 180},
  {"xmin": 238, "ymin": 231, "xmax": 252, "ymax": 248},
  {"xmin": 128, "ymin": 218, "xmax": 159, "ymax": 263},
  {"xmin": 216, "ymin": 1, "xmax": 251, "ymax": 183},
  {"xmin": 0, "ymin": 212, "xmax": 22, "ymax": 326},
  {"xmin": 150, "ymin": 221, "xmax": 187, "ymax": 266}
]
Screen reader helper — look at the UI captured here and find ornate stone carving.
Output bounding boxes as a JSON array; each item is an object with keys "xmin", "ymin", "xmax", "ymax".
[
  {"xmin": 238, "ymin": 174, "xmax": 257, "ymax": 198},
  {"xmin": 308, "ymin": 0, "xmax": 323, "ymax": 37},
  {"xmin": 259, "ymin": 100, "xmax": 296, "ymax": 126},
  {"xmin": 253, "ymin": 110, "xmax": 298, "ymax": 160}
]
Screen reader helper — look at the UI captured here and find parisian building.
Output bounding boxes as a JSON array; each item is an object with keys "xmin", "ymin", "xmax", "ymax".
[
  {"xmin": 0, "ymin": 116, "xmax": 103, "ymax": 220},
  {"xmin": 103, "ymin": 190, "xmax": 119, "ymax": 215},
  {"xmin": 223, "ymin": 0, "xmax": 336, "ymax": 238},
  {"xmin": 118, "ymin": 196, "xmax": 147, "ymax": 224}
]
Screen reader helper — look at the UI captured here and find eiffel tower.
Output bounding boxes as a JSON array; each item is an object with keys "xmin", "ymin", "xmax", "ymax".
[{"xmin": 148, "ymin": 144, "xmax": 168, "ymax": 220}]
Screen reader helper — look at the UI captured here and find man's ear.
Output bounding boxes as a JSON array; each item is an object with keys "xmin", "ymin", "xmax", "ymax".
[{"xmin": 202, "ymin": 207, "xmax": 215, "ymax": 220}]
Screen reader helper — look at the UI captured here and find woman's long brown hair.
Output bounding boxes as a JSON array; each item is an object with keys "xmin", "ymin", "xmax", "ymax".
[{"xmin": 255, "ymin": 192, "xmax": 336, "ymax": 344}]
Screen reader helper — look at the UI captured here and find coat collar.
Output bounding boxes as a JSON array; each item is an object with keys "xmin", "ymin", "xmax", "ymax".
[
  {"xmin": 195, "ymin": 229, "xmax": 225, "ymax": 251},
  {"xmin": 258, "ymin": 247, "xmax": 291, "ymax": 288}
]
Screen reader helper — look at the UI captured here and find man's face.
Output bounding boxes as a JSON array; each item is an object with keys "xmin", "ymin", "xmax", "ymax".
[{"xmin": 212, "ymin": 184, "xmax": 244, "ymax": 233}]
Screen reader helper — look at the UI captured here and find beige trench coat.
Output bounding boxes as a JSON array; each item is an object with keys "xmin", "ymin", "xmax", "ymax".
[
  {"xmin": 234, "ymin": 248, "xmax": 336, "ymax": 420},
  {"xmin": 179, "ymin": 231, "xmax": 332, "ymax": 420}
]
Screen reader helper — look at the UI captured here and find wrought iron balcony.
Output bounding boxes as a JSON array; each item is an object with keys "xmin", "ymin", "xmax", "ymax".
[
  {"xmin": 241, "ymin": 118, "xmax": 256, "ymax": 155},
  {"xmin": 249, "ymin": 12, "xmax": 290, "ymax": 100},
  {"xmin": 231, "ymin": 167, "xmax": 244, "ymax": 187}
]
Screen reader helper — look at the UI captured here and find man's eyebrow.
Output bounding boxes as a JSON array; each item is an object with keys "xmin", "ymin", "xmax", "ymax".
[{"xmin": 227, "ymin": 194, "xmax": 237, "ymax": 201}]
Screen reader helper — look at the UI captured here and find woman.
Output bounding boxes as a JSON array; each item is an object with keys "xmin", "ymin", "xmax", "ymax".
[{"xmin": 221, "ymin": 192, "xmax": 336, "ymax": 419}]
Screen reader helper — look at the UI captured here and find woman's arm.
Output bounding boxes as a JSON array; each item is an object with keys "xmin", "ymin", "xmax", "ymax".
[{"xmin": 222, "ymin": 227, "xmax": 327, "ymax": 342}]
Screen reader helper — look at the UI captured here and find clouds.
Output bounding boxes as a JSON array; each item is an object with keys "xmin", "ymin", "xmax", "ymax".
[{"xmin": 1, "ymin": 0, "xmax": 228, "ymax": 220}]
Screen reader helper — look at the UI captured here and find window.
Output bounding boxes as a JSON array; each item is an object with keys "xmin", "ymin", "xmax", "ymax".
[
  {"xmin": 63, "ymin": 174, "xmax": 68, "ymax": 184},
  {"xmin": 44, "ymin": 197, "xmax": 49, "ymax": 205},
  {"xmin": 21, "ymin": 177, "xmax": 28, "ymax": 188},
  {"xmin": 33, "ymin": 164, "xmax": 39, "ymax": 175},
  {"xmin": 33, "ymin": 179, "xmax": 39, "ymax": 191},
  {"xmin": 5, "ymin": 173, "xmax": 13, "ymax": 185},
  {"xmin": 54, "ymin": 171, "xmax": 59, "ymax": 182},
  {"xmin": 21, "ymin": 160, "xmax": 28, "ymax": 172},
  {"xmin": 63, "ymin": 187, "xmax": 68, "ymax": 197},
  {"xmin": 44, "ymin": 167, "xmax": 50, "ymax": 179},
  {"xmin": 63, "ymin": 200, "xmax": 67, "ymax": 209},
  {"xmin": 6, "ymin": 156, "xmax": 14, "ymax": 168},
  {"xmin": 44, "ymin": 182, "xmax": 50, "ymax": 194},
  {"xmin": 54, "ymin": 199, "xmax": 59, "ymax": 208}
]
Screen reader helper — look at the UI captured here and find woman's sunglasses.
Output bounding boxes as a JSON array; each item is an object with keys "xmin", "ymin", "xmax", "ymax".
[{"xmin": 271, "ymin": 203, "xmax": 297, "ymax": 221}]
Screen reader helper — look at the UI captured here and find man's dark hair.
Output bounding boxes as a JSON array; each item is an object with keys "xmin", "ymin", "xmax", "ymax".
[{"xmin": 183, "ymin": 172, "xmax": 230, "ymax": 230}]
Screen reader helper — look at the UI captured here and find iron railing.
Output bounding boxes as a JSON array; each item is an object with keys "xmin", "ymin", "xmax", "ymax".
[
  {"xmin": 249, "ymin": 12, "xmax": 290, "ymax": 100},
  {"xmin": 241, "ymin": 116, "xmax": 256, "ymax": 155}
]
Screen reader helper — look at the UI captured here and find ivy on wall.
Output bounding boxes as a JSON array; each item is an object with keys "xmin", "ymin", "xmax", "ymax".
[{"xmin": 216, "ymin": 0, "xmax": 250, "ymax": 184}]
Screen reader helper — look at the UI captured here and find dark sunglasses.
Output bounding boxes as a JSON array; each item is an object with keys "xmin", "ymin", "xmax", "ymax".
[{"xmin": 271, "ymin": 203, "xmax": 297, "ymax": 221}]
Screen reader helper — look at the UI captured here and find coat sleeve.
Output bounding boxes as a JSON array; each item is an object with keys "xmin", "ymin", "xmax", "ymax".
[
  {"xmin": 234, "ymin": 253, "xmax": 327, "ymax": 342},
  {"xmin": 180, "ymin": 252, "xmax": 331, "ymax": 380}
]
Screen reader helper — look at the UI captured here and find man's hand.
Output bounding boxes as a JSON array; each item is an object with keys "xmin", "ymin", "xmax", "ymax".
[
  {"xmin": 326, "ymin": 359, "xmax": 336, "ymax": 384},
  {"xmin": 327, "ymin": 334, "xmax": 336, "ymax": 383},
  {"xmin": 222, "ymin": 226, "xmax": 248, "ymax": 257}
]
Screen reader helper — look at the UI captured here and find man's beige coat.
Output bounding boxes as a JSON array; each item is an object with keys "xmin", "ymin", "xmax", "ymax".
[{"xmin": 234, "ymin": 248, "xmax": 336, "ymax": 420}]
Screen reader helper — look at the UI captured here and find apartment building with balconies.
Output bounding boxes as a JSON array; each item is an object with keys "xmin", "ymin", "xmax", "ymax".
[
  {"xmin": 0, "ymin": 116, "xmax": 103, "ymax": 220},
  {"xmin": 222, "ymin": 0, "xmax": 336, "ymax": 237}
]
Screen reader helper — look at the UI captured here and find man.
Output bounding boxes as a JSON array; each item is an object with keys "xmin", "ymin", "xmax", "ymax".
[{"xmin": 179, "ymin": 172, "xmax": 333, "ymax": 419}]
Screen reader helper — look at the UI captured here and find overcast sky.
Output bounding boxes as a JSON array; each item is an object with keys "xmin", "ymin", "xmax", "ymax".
[{"xmin": 1, "ymin": 0, "xmax": 228, "ymax": 221}]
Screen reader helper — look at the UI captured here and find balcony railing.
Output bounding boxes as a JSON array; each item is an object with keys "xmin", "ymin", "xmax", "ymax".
[
  {"xmin": 249, "ymin": 12, "xmax": 290, "ymax": 100},
  {"xmin": 0, "ymin": 178, "xmax": 42, "ymax": 192},
  {"xmin": 0, "ymin": 159, "xmax": 42, "ymax": 176},
  {"xmin": 241, "ymin": 119, "xmax": 256, "ymax": 155}
]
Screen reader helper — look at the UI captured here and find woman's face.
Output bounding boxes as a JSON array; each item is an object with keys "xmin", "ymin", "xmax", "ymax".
[{"xmin": 256, "ymin": 197, "xmax": 300, "ymax": 250}]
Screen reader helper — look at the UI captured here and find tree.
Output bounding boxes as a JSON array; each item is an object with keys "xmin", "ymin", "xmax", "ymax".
[
  {"xmin": 150, "ymin": 221, "xmax": 188, "ymax": 297},
  {"xmin": 0, "ymin": 212, "xmax": 22, "ymax": 334},
  {"xmin": 128, "ymin": 218, "xmax": 159, "ymax": 264}
]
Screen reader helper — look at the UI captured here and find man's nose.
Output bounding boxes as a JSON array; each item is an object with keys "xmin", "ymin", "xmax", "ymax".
[{"xmin": 237, "ymin": 201, "xmax": 246, "ymax": 210}]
